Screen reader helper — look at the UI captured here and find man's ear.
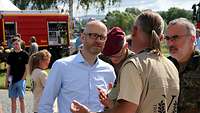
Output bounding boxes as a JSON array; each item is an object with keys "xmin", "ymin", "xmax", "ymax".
[
  {"xmin": 124, "ymin": 42, "xmax": 128, "ymax": 48},
  {"xmin": 191, "ymin": 35, "xmax": 196, "ymax": 42},
  {"xmin": 132, "ymin": 26, "xmax": 137, "ymax": 38},
  {"xmin": 159, "ymin": 34, "xmax": 164, "ymax": 41}
]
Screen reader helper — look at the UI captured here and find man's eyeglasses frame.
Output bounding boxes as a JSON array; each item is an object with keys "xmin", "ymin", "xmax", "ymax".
[{"xmin": 84, "ymin": 33, "xmax": 107, "ymax": 42}]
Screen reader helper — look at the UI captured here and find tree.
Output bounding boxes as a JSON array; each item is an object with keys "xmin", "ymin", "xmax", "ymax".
[
  {"xmin": 158, "ymin": 7, "xmax": 193, "ymax": 24},
  {"xmin": 11, "ymin": 0, "xmax": 30, "ymax": 10},
  {"xmin": 104, "ymin": 10, "xmax": 135, "ymax": 34},
  {"xmin": 11, "ymin": 0, "xmax": 121, "ymax": 18},
  {"xmin": 125, "ymin": 7, "xmax": 141, "ymax": 16},
  {"xmin": 11, "ymin": 0, "xmax": 57, "ymax": 10}
]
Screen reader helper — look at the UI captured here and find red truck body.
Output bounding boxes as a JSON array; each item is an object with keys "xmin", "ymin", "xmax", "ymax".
[
  {"xmin": 0, "ymin": 11, "xmax": 70, "ymax": 51},
  {"xmin": 0, "ymin": 11, "xmax": 71, "ymax": 65}
]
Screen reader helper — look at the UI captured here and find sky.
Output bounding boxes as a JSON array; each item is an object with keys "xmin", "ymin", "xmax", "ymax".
[{"xmin": 71, "ymin": 0, "xmax": 200, "ymax": 17}]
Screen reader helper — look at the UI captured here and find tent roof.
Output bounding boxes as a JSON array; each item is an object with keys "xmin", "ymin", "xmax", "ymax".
[{"xmin": 0, "ymin": 0, "xmax": 20, "ymax": 11}]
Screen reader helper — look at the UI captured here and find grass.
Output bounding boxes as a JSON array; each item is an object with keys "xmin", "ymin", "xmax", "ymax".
[
  {"xmin": 0, "ymin": 66, "xmax": 49, "ymax": 89},
  {"xmin": 161, "ymin": 41, "xmax": 170, "ymax": 57},
  {"xmin": 0, "ymin": 72, "xmax": 6, "ymax": 89},
  {"xmin": 0, "ymin": 64, "xmax": 32, "ymax": 90}
]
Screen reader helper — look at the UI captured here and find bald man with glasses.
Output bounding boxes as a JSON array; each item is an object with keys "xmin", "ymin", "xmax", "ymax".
[
  {"xmin": 38, "ymin": 20, "xmax": 116, "ymax": 113},
  {"xmin": 166, "ymin": 18, "xmax": 200, "ymax": 113}
]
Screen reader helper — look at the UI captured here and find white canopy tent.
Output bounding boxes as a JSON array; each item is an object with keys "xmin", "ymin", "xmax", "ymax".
[{"xmin": 0, "ymin": 0, "xmax": 20, "ymax": 11}]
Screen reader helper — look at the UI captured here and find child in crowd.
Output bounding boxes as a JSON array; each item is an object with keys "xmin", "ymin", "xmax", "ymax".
[{"xmin": 28, "ymin": 49, "xmax": 51, "ymax": 113}]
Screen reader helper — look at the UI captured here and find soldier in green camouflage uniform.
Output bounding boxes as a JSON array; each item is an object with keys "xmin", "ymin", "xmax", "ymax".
[{"xmin": 166, "ymin": 18, "xmax": 200, "ymax": 113}]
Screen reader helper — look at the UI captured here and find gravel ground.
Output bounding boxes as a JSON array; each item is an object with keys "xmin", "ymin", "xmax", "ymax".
[
  {"xmin": 0, "ymin": 89, "xmax": 33, "ymax": 113},
  {"xmin": 0, "ymin": 89, "xmax": 58, "ymax": 113}
]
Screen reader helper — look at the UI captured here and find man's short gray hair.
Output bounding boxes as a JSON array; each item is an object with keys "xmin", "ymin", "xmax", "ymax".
[{"xmin": 168, "ymin": 18, "xmax": 196, "ymax": 36}]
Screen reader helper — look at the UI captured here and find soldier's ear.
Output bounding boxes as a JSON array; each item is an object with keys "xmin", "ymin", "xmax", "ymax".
[
  {"xmin": 132, "ymin": 26, "xmax": 137, "ymax": 37},
  {"xmin": 191, "ymin": 35, "xmax": 196, "ymax": 42},
  {"xmin": 159, "ymin": 34, "xmax": 164, "ymax": 41},
  {"xmin": 191, "ymin": 35, "xmax": 196, "ymax": 41}
]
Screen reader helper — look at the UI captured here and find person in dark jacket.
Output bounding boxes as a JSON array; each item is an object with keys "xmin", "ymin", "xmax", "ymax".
[{"xmin": 166, "ymin": 17, "xmax": 200, "ymax": 113}]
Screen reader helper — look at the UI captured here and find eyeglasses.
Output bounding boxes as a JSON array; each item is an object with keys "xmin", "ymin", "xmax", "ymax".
[
  {"xmin": 164, "ymin": 34, "xmax": 190, "ymax": 41},
  {"xmin": 85, "ymin": 33, "xmax": 107, "ymax": 41}
]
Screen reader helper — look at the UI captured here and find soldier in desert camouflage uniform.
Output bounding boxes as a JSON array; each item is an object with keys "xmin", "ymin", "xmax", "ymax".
[{"xmin": 166, "ymin": 18, "xmax": 200, "ymax": 113}]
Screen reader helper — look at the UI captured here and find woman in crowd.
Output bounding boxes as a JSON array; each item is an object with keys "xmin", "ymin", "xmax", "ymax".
[{"xmin": 28, "ymin": 49, "xmax": 51, "ymax": 113}]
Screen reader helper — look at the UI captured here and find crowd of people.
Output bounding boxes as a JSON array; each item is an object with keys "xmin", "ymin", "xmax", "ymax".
[{"xmin": 1, "ymin": 10, "xmax": 200, "ymax": 113}]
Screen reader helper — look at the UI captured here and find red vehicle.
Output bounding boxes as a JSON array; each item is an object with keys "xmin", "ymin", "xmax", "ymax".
[{"xmin": 0, "ymin": 10, "xmax": 70, "ymax": 63}]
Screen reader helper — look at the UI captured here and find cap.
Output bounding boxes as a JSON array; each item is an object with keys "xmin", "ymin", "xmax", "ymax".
[{"xmin": 102, "ymin": 27, "xmax": 125, "ymax": 56}]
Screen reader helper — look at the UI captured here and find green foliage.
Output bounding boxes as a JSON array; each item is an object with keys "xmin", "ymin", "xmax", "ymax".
[
  {"xmin": 161, "ymin": 41, "xmax": 169, "ymax": 57},
  {"xmin": 11, "ymin": 0, "xmax": 30, "ymax": 10},
  {"xmin": 11, "ymin": 0, "xmax": 121, "ymax": 22},
  {"xmin": 0, "ymin": 69, "xmax": 50, "ymax": 89},
  {"xmin": 11, "ymin": 0, "xmax": 120, "ymax": 11},
  {"xmin": 30, "ymin": 0, "xmax": 57, "ymax": 10},
  {"xmin": 125, "ymin": 7, "xmax": 141, "ymax": 16},
  {"xmin": 0, "ymin": 73, "xmax": 32, "ymax": 90},
  {"xmin": 11, "ymin": 0, "xmax": 57, "ymax": 10},
  {"xmin": 80, "ymin": 0, "xmax": 121, "ymax": 11},
  {"xmin": 104, "ymin": 10, "xmax": 135, "ymax": 34},
  {"xmin": 0, "ymin": 72, "xmax": 5, "ymax": 89},
  {"xmin": 104, "ymin": 7, "xmax": 193, "ymax": 35},
  {"xmin": 158, "ymin": 7, "xmax": 193, "ymax": 24}
]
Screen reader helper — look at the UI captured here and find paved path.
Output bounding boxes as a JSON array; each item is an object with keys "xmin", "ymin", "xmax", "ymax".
[
  {"xmin": 0, "ymin": 89, "xmax": 33, "ymax": 113},
  {"xmin": 0, "ymin": 89, "xmax": 58, "ymax": 113}
]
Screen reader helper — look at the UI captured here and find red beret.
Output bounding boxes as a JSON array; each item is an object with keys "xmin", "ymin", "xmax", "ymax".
[{"xmin": 102, "ymin": 27, "xmax": 125, "ymax": 56}]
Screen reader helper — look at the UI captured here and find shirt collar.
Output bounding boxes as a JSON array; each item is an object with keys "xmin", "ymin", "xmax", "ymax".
[
  {"xmin": 74, "ymin": 51, "xmax": 85, "ymax": 64},
  {"xmin": 74, "ymin": 51, "xmax": 100, "ymax": 65}
]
